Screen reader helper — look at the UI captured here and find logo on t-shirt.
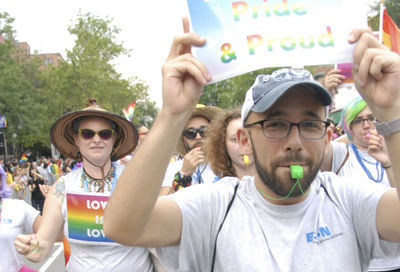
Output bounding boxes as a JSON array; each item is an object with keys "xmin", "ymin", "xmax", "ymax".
[{"xmin": 306, "ymin": 226, "xmax": 342, "ymax": 244}]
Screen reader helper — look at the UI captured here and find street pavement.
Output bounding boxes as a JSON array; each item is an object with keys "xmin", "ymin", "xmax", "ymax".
[{"xmin": 24, "ymin": 242, "xmax": 65, "ymax": 272}]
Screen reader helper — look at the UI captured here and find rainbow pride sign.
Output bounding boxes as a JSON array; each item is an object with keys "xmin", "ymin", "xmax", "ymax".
[
  {"xmin": 186, "ymin": 0, "xmax": 367, "ymax": 83},
  {"xmin": 66, "ymin": 192, "xmax": 119, "ymax": 245}
]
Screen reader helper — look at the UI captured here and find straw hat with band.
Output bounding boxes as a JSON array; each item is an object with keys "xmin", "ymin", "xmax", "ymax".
[
  {"xmin": 50, "ymin": 102, "xmax": 138, "ymax": 163},
  {"xmin": 176, "ymin": 104, "xmax": 223, "ymax": 156}
]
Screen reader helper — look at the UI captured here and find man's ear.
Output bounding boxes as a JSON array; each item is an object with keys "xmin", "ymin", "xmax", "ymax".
[
  {"xmin": 324, "ymin": 128, "xmax": 333, "ymax": 155},
  {"xmin": 237, "ymin": 128, "xmax": 253, "ymax": 156},
  {"xmin": 326, "ymin": 126, "xmax": 332, "ymax": 144}
]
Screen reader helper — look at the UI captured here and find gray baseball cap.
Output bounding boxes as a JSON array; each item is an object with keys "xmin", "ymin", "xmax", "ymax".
[{"xmin": 241, "ymin": 68, "xmax": 332, "ymax": 124}]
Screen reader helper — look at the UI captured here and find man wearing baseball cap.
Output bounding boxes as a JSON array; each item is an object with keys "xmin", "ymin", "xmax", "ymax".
[{"xmin": 105, "ymin": 21, "xmax": 400, "ymax": 272}]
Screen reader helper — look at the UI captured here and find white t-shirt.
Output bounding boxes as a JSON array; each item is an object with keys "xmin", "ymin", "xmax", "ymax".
[
  {"xmin": 156, "ymin": 174, "xmax": 400, "ymax": 272},
  {"xmin": 331, "ymin": 141, "xmax": 400, "ymax": 271},
  {"xmin": 0, "ymin": 198, "xmax": 39, "ymax": 272},
  {"xmin": 331, "ymin": 141, "xmax": 391, "ymax": 187},
  {"xmin": 161, "ymin": 159, "xmax": 219, "ymax": 187},
  {"xmin": 61, "ymin": 164, "xmax": 153, "ymax": 272}
]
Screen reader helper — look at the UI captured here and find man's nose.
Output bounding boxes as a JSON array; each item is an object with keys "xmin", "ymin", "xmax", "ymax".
[{"xmin": 283, "ymin": 125, "xmax": 303, "ymax": 152}]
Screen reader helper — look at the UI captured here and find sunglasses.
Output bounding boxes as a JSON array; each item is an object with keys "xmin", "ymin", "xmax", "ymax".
[
  {"xmin": 79, "ymin": 129, "xmax": 115, "ymax": 140},
  {"xmin": 183, "ymin": 126, "xmax": 207, "ymax": 140}
]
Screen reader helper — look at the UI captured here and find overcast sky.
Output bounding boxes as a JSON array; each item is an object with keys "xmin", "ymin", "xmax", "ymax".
[
  {"xmin": 2, "ymin": 0, "xmax": 189, "ymax": 107},
  {"xmin": 2, "ymin": 0, "xmax": 378, "ymax": 108}
]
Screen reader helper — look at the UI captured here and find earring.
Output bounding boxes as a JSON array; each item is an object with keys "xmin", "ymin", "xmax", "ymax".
[{"xmin": 243, "ymin": 155, "xmax": 249, "ymax": 172}]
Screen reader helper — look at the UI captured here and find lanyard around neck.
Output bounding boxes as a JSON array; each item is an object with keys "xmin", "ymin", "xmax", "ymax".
[
  {"xmin": 195, "ymin": 164, "xmax": 207, "ymax": 184},
  {"xmin": 351, "ymin": 144, "xmax": 384, "ymax": 183}
]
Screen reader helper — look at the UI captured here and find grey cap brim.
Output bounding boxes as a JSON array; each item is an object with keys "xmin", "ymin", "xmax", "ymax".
[{"xmin": 251, "ymin": 81, "xmax": 332, "ymax": 114}]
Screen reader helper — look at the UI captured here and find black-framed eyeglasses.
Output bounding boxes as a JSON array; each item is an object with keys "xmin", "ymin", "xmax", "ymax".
[
  {"xmin": 183, "ymin": 126, "xmax": 207, "ymax": 140},
  {"xmin": 351, "ymin": 115, "xmax": 376, "ymax": 126},
  {"xmin": 244, "ymin": 119, "xmax": 330, "ymax": 140},
  {"xmin": 79, "ymin": 129, "xmax": 115, "ymax": 140}
]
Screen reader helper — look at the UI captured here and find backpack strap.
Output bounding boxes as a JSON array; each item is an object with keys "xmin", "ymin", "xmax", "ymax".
[
  {"xmin": 336, "ymin": 144, "xmax": 350, "ymax": 175},
  {"xmin": 211, "ymin": 183, "xmax": 239, "ymax": 272}
]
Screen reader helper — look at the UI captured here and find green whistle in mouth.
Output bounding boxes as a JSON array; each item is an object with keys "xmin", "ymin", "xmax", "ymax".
[{"xmin": 290, "ymin": 165, "xmax": 303, "ymax": 179}]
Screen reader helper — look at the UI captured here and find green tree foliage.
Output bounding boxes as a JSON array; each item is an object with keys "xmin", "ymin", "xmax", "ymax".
[
  {"xmin": 43, "ymin": 12, "xmax": 157, "ymax": 125},
  {"xmin": 200, "ymin": 67, "xmax": 281, "ymax": 109},
  {"xmin": 0, "ymin": 12, "xmax": 47, "ymax": 156},
  {"xmin": 368, "ymin": 0, "xmax": 400, "ymax": 30},
  {"xmin": 0, "ymin": 11, "xmax": 157, "ymax": 157}
]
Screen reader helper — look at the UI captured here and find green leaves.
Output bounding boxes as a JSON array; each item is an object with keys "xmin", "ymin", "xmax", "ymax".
[
  {"xmin": 0, "ymin": 11, "xmax": 157, "ymax": 156},
  {"xmin": 368, "ymin": 0, "xmax": 400, "ymax": 31}
]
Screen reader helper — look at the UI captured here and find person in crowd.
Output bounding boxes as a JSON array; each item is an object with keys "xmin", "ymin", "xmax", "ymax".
[
  {"xmin": 313, "ymin": 72, "xmax": 325, "ymax": 84},
  {"xmin": 322, "ymin": 68, "xmax": 346, "ymax": 111},
  {"xmin": 5, "ymin": 164, "xmax": 14, "ymax": 186},
  {"xmin": 14, "ymin": 98, "xmax": 153, "ymax": 271},
  {"xmin": 323, "ymin": 68, "xmax": 345, "ymax": 98},
  {"xmin": 118, "ymin": 123, "xmax": 150, "ymax": 165},
  {"xmin": 159, "ymin": 104, "xmax": 222, "ymax": 195},
  {"xmin": 1, "ymin": 161, "xmax": 41, "ymax": 272},
  {"xmin": 0, "ymin": 163, "xmax": 7, "ymax": 188},
  {"xmin": 205, "ymin": 108, "xmax": 255, "ymax": 179},
  {"xmin": 326, "ymin": 119, "xmax": 339, "ymax": 140},
  {"xmin": 323, "ymin": 96, "xmax": 394, "ymax": 186},
  {"xmin": 36, "ymin": 159, "xmax": 50, "ymax": 185},
  {"xmin": 13, "ymin": 163, "xmax": 29, "ymax": 200},
  {"xmin": 103, "ymin": 22, "xmax": 400, "ymax": 271},
  {"xmin": 61, "ymin": 158, "xmax": 74, "ymax": 174},
  {"xmin": 27, "ymin": 162, "xmax": 45, "ymax": 214},
  {"xmin": 45, "ymin": 159, "xmax": 57, "ymax": 186},
  {"xmin": 137, "ymin": 123, "xmax": 149, "ymax": 146},
  {"xmin": 321, "ymin": 96, "xmax": 399, "ymax": 271}
]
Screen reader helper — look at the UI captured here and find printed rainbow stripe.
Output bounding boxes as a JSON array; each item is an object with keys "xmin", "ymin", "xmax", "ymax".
[{"xmin": 66, "ymin": 192, "xmax": 115, "ymax": 244}]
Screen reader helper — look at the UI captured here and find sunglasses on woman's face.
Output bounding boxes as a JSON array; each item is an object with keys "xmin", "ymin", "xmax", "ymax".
[
  {"xmin": 183, "ymin": 126, "xmax": 207, "ymax": 140},
  {"xmin": 78, "ymin": 129, "xmax": 115, "ymax": 140}
]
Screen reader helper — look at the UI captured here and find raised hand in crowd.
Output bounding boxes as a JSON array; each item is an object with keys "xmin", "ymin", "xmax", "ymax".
[{"xmin": 323, "ymin": 68, "xmax": 345, "ymax": 96}]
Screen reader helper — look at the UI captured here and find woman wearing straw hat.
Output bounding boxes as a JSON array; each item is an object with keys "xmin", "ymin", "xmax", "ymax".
[{"xmin": 14, "ymin": 99, "xmax": 153, "ymax": 271}]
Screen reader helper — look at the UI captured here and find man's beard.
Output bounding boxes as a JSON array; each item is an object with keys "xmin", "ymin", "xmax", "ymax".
[
  {"xmin": 253, "ymin": 145, "xmax": 323, "ymax": 198},
  {"xmin": 186, "ymin": 141, "xmax": 203, "ymax": 151}
]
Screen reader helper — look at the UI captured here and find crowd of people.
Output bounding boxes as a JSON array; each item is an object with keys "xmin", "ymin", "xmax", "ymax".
[{"xmin": 1, "ymin": 16, "xmax": 400, "ymax": 272}]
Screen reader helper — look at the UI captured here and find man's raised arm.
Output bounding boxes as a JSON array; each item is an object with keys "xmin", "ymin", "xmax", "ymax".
[
  {"xmin": 103, "ymin": 18, "xmax": 211, "ymax": 246},
  {"xmin": 349, "ymin": 28, "xmax": 400, "ymax": 242}
]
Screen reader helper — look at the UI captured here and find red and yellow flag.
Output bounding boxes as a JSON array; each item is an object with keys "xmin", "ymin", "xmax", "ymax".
[{"xmin": 382, "ymin": 8, "xmax": 400, "ymax": 54}]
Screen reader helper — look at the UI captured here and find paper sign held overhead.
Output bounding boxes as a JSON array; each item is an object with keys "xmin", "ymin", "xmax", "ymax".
[{"xmin": 186, "ymin": 0, "xmax": 367, "ymax": 84}]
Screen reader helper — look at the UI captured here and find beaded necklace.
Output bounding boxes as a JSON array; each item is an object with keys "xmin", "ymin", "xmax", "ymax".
[
  {"xmin": 81, "ymin": 163, "xmax": 117, "ymax": 193},
  {"xmin": 351, "ymin": 144, "xmax": 384, "ymax": 183}
]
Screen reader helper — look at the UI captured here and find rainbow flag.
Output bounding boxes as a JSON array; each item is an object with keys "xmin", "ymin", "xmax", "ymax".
[
  {"xmin": 63, "ymin": 238, "xmax": 71, "ymax": 265},
  {"xmin": 382, "ymin": 8, "xmax": 400, "ymax": 54},
  {"xmin": 66, "ymin": 192, "xmax": 120, "ymax": 245},
  {"xmin": 122, "ymin": 101, "xmax": 136, "ymax": 122}
]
